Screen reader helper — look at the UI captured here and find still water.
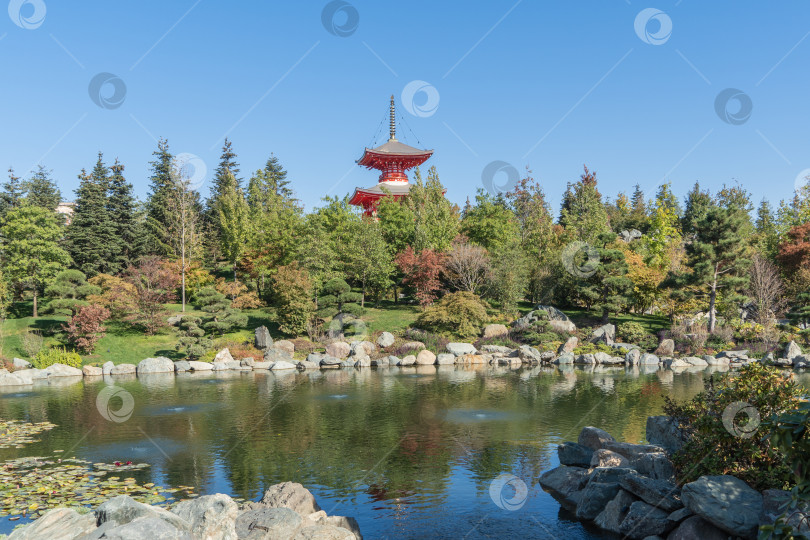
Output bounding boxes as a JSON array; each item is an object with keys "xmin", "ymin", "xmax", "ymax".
[{"xmin": 0, "ymin": 365, "xmax": 784, "ymax": 539}]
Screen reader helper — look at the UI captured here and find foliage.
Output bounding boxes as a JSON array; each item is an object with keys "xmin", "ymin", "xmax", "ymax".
[
  {"xmin": 444, "ymin": 237, "xmax": 491, "ymax": 294},
  {"xmin": 396, "ymin": 246, "xmax": 446, "ymax": 307},
  {"xmin": 318, "ymin": 277, "xmax": 363, "ymax": 318},
  {"xmin": 125, "ymin": 256, "xmax": 176, "ymax": 334},
  {"xmin": 559, "ymin": 166, "xmax": 610, "ymax": 242},
  {"xmin": 404, "ymin": 166, "xmax": 459, "ymax": 252},
  {"xmin": 487, "ymin": 243, "xmax": 529, "ymax": 315},
  {"xmin": 664, "ymin": 363, "xmax": 803, "ymax": 490},
  {"xmin": 217, "ymin": 171, "xmax": 251, "ymax": 275},
  {"xmin": 2, "ymin": 205, "xmax": 72, "ymax": 317},
  {"xmin": 573, "ymin": 342, "xmax": 627, "ymax": 355},
  {"xmin": 194, "ymin": 287, "xmax": 248, "ymax": 335},
  {"xmin": 44, "ymin": 270, "xmax": 100, "ymax": 316},
  {"xmin": 573, "ymin": 232, "xmax": 634, "ymax": 321},
  {"xmin": 617, "ymin": 321, "xmax": 648, "ymax": 344},
  {"xmin": 176, "ymin": 315, "xmax": 212, "ymax": 358},
  {"xmin": 414, "ymin": 291, "xmax": 489, "ymax": 338},
  {"xmin": 107, "ymin": 159, "xmax": 143, "ymax": 273},
  {"xmin": 87, "ymin": 274, "xmax": 138, "ymax": 320},
  {"xmin": 461, "ymin": 190, "xmax": 520, "ymax": 252},
  {"xmin": 215, "ymin": 278, "xmax": 262, "ymax": 309},
  {"xmin": 272, "ymin": 263, "xmax": 315, "ymax": 336},
  {"xmin": 23, "ymin": 165, "xmax": 61, "ymax": 211},
  {"xmin": 32, "ymin": 347, "xmax": 82, "ymax": 369},
  {"xmin": 344, "ymin": 217, "xmax": 395, "ymax": 306},
  {"xmin": 62, "ymin": 304, "xmax": 110, "ymax": 353}
]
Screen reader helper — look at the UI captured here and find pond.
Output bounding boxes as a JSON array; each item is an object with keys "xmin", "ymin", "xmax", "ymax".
[{"xmin": 1, "ymin": 365, "xmax": 801, "ymax": 539}]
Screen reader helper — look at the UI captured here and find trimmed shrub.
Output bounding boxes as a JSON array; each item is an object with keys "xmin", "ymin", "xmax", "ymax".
[
  {"xmin": 617, "ymin": 321, "xmax": 646, "ymax": 343},
  {"xmin": 33, "ymin": 347, "xmax": 82, "ymax": 369},
  {"xmin": 414, "ymin": 291, "xmax": 488, "ymax": 338}
]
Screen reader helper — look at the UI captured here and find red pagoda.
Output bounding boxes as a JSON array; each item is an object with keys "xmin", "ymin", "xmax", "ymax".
[{"xmin": 349, "ymin": 96, "xmax": 433, "ymax": 215}]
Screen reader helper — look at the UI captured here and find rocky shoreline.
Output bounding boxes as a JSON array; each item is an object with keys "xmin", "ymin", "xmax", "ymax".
[
  {"xmin": 540, "ymin": 421, "xmax": 805, "ymax": 539},
  {"xmin": 0, "ymin": 326, "xmax": 807, "ymax": 389},
  {"xmin": 4, "ymin": 481, "xmax": 361, "ymax": 540}
]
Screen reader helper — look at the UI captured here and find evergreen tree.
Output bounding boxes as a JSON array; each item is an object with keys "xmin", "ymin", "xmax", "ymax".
[
  {"xmin": 559, "ymin": 166, "xmax": 610, "ymax": 242},
  {"xmin": 0, "ymin": 168, "xmax": 25, "ymax": 218},
  {"xmin": 144, "ymin": 138, "xmax": 174, "ymax": 254},
  {"xmin": 107, "ymin": 159, "xmax": 143, "ymax": 272},
  {"xmin": 263, "ymin": 153, "xmax": 292, "ymax": 199},
  {"xmin": 317, "ymin": 277, "xmax": 363, "ymax": 324},
  {"xmin": 66, "ymin": 154, "xmax": 117, "ymax": 276},
  {"xmin": 681, "ymin": 182, "xmax": 713, "ymax": 239},
  {"xmin": 578, "ymin": 232, "xmax": 634, "ymax": 321},
  {"xmin": 210, "ymin": 138, "xmax": 241, "ymax": 201},
  {"xmin": 176, "ymin": 315, "xmax": 212, "ymax": 358},
  {"xmin": 44, "ymin": 269, "xmax": 100, "ymax": 315},
  {"xmin": 627, "ymin": 184, "xmax": 649, "ymax": 232},
  {"xmin": 194, "ymin": 287, "xmax": 247, "ymax": 334},
  {"xmin": 24, "ymin": 165, "xmax": 61, "ymax": 210},
  {"xmin": 605, "ymin": 193, "xmax": 632, "ymax": 232},
  {"xmin": 217, "ymin": 172, "xmax": 251, "ymax": 279},
  {"xmin": 2, "ymin": 205, "xmax": 71, "ymax": 317}
]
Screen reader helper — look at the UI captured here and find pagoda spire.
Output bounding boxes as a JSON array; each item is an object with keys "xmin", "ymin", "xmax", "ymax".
[{"xmin": 389, "ymin": 95, "xmax": 397, "ymax": 141}]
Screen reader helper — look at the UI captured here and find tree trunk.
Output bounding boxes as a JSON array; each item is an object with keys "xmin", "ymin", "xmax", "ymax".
[
  {"xmin": 32, "ymin": 289, "xmax": 38, "ymax": 318},
  {"xmin": 708, "ymin": 267, "xmax": 718, "ymax": 333},
  {"xmin": 181, "ymin": 267, "xmax": 186, "ymax": 312}
]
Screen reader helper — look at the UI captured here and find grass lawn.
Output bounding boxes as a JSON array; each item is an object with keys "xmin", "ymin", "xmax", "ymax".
[
  {"xmin": 361, "ymin": 301, "xmax": 420, "ymax": 335},
  {"xmin": 514, "ymin": 301, "xmax": 670, "ymax": 335}
]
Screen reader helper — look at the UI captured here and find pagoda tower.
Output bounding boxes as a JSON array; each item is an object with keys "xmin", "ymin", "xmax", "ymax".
[{"xmin": 349, "ymin": 96, "xmax": 433, "ymax": 215}]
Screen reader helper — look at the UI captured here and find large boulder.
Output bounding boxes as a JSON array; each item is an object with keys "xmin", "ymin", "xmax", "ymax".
[
  {"xmin": 102, "ymin": 361, "xmax": 115, "ymax": 375},
  {"xmin": 320, "ymin": 356, "xmax": 343, "ymax": 367},
  {"xmin": 7, "ymin": 508, "xmax": 97, "ymax": 540},
  {"xmin": 590, "ymin": 449, "xmax": 629, "ymax": 468},
  {"xmin": 786, "ymin": 340, "xmax": 803, "ymax": 361},
  {"xmin": 188, "ymin": 361, "xmax": 214, "ymax": 371},
  {"xmin": 618, "ymin": 471, "xmax": 683, "ymax": 512},
  {"xmin": 0, "ymin": 369, "xmax": 32, "ymax": 386},
  {"xmin": 12, "ymin": 358, "xmax": 31, "ymax": 369},
  {"xmin": 578, "ymin": 426, "xmax": 616, "ymax": 450},
  {"xmin": 538, "ymin": 466, "xmax": 589, "ymax": 509},
  {"xmin": 349, "ymin": 341, "xmax": 375, "ymax": 357},
  {"xmin": 594, "ymin": 489, "xmax": 638, "ymax": 534},
  {"xmin": 576, "ymin": 481, "xmax": 621, "ymax": 520},
  {"xmin": 91, "ymin": 516, "xmax": 192, "ymax": 539},
  {"xmin": 482, "ymin": 324, "xmax": 509, "ymax": 339},
  {"xmin": 353, "ymin": 356, "xmax": 371, "ymax": 368},
  {"xmin": 270, "ymin": 361, "xmax": 297, "ymax": 371},
  {"xmin": 446, "ymin": 343, "xmax": 477, "ymax": 356},
  {"xmin": 376, "ymin": 332, "xmax": 395, "ymax": 348},
  {"xmin": 213, "ymin": 348, "xmax": 235, "ymax": 363},
  {"xmin": 646, "ymin": 416, "xmax": 687, "ymax": 454},
  {"xmin": 518, "ymin": 345, "xmax": 542, "ymax": 364},
  {"xmin": 557, "ymin": 442, "xmax": 594, "ymax": 467},
  {"xmin": 265, "ymin": 348, "xmax": 293, "ymax": 363},
  {"xmin": 436, "ymin": 353, "xmax": 455, "ymax": 365},
  {"xmin": 639, "ymin": 353, "xmax": 660, "ymax": 365},
  {"xmin": 254, "ymin": 326, "xmax": 273, "ymax": 350},
  {"xmin": 703, "ymin": 355, "xmax": 729, "ymax": 366},
  {"xmin": 655, "ymin": 339, "xmax": 675, "ymax": 356},
  {"xmin": 415, "ymin": 350, "xmax": 436, "ymax": 365},
  {"xmin": 109, "ymin": 363, "xmax": 136, "ymax": 375},
  {"xmin": 235, "ymin": 507, "xmax": 301, "ymax": 539},
  {"xmin": 41, "ymin": 363, "xmax": 83, "ymax": 378},
  {"xmin": 553, "ymin": 352, "xmax": 575, "ymax": 364},
  {"xmin": 626, "ymin": 348, "xmax": 641, "ymax": 365},
  {"xmin": 601, "ymin": 441, "xmax": 665, "ymax": 461},
  {"xmin": 275, "ymin": 340, "xmax": 295, "ymax": 355},
  {"xmin": 83, "ymin": 365, "xmax": 103, "ymax": 376},
  {"xmin": 681, "ymin": 475, "xmax": 763, "ymax": 539},
  {"xmin": 632, "ymin": 451, "xmax": 675, "ymax": 481},
  {"xmin": 397, "ymin": 355, "xmax": 416, "ymax": 366},
  {"xmin": 590, "ymin": 324, "xmax": 615, "ymax": 345},
  {"xmin": 326, "ymin": 342, "xmax": 351, "ymax": 359},
  {"xmin": 137, "ymin": 357, "xmax": 174, "ymax": 374},
  {"xmin": 172, "ymin": 493, "xmax": 238, "ymax": 540},
  {"xmin": 260, "ymin": 482, "xmax": 322, "ymax": 515},
  {"xmin": 618, "ymin": 501, "xmax": 672, "ymax": 539},
  {"xmin": 557, "ymin": 336, "xmax": 578, "ymax": 354},
  {"xmin": 668, "ymin": 515, "xmax": 729, "ymax": 540},
  {"xmin": 549, "ymin": 319, "xmax": 577, "ymax": 333},
  {"xmin": 96, "ymin": 494, "xmax": 191, "ymax": 532},
  {"xmin": 716, "ymin": 349, "xmax": 749, "ymax": 360},
  {"xmin": 683, "ymin": 356, "xmax": 708, "ymax": 367},
  {"xmin": 293, "ymin": 524, "xmax": 355, "ymax": 539}
]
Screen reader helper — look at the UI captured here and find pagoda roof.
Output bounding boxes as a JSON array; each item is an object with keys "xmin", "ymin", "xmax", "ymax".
[
  {"xmin": 354, "ymin": 182, "xmax": 411, "ymax": 196},
  {"xmin": 364, "ymin": 139, "xmax": 433, "ymax": 157}
]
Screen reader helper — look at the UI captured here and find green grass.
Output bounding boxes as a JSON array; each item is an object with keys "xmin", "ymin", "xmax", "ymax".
[
  {"xmin": 361, "ymin": 301, "xmax": 420, "ymax": 335},
  {"xmin": 562, "ymin": 307, "xmax": 670, "ymax": 335}
]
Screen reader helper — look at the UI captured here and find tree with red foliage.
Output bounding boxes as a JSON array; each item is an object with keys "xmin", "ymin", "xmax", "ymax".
[
  {"xmin": 125, "ymin": 256, "xmax": 177, "ymax": 334},
  {"xmin": 777, "ymin": 222, "xmax": 810, "ymax": 275},
  {"xmin": 395, "ymin": 246, "xmax": 446, "ymax": 307},
  {"xmin": 63, "ymin": 305, "xmax": 110, "ymax": 353}
]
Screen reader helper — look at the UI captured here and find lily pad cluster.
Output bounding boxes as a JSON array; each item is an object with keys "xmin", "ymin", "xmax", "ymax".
[
  {"xmin": 0, "ymin": 456, "xmax": 196, "ymax": 520},
  {"xmin": 0, "ymin": 421, "xmax": 57, "ymax": 449}
]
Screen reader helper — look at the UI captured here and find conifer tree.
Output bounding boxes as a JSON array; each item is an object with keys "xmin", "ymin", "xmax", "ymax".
[
  {"xmin": 66, "ymin": 153, "xmax": 117, "ymax": 276},
  {"xmin": 0, "ymin": 168, "xmax": 25, "ymax": 218},
  {"xmin": 107, "ymin": 159, "xmax": 143, "ymax": 272},
  {"xmin": 24, "ymin": 165, "xmax": 61, "ymax": 211},
  {"xmin": 263, "ymin": 153, "xmax": 292, "ymax": 198},
  {"xmin": 145, "ymin": 138, "xmax": 174, "ymax": 254},
  {"xmin": 627, "ymin": 184, "xmax": 648, "ymax": 232},
  {"xmin": 559, "ymin": 166, "xmax": 610, "ymax": 242},
  {"xmin": 217, "ymin": 172, "xmax": 251, "ymax": 280}
]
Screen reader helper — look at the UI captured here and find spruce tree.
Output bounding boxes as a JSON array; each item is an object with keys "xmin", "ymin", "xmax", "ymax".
[
  {"xmin": 559, "ymin": 166, "xmax": 610, "ymax": 242},
  {"xmin": 263, "ymin": 153, "xmax": 292, "ymax": 198},
  {"xmin": 145, "ymin": 138, "xmax": 174, "ymax": 255},
  {"xmin": 24, "ymin": 165, "xmax": 61, "ymax": 210},
  {"xmin": 209, "ymin": 138, "xmax": 241, "ymax": 203},
  {"xmin": 66, "ymin": 153, "xmax": 117, "ymax": 276},
  {"xmin": 217, "ymin": 172, "xmax": 250, "ymax": 280},
  {"xmin": 628, "ymin": 184, "xmax": 648, "ymax": 232},
  {"xmin": 0, "ymin": 168, "xmax": 25, "ymax": 218},
  {"xmin": 681, "ymin": 182, "xmax": 713, "ymax": 239},
  {"xmin": 107, "ymin": 159, "xmax": 143, "ymax": 272}
]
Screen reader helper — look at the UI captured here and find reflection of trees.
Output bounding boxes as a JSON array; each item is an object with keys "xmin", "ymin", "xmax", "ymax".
[{"xmin": 0, "ymin": 366, "xmax": 715, "ymax": 509}]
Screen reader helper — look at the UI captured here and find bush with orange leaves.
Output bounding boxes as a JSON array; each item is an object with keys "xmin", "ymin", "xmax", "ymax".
[{"xmin": 215, "ymin": 278, "xmax": 262, "ymax": 309}]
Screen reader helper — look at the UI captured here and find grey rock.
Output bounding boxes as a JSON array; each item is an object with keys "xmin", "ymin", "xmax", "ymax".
[
  {"xmin": 590, "ymin": 448, "xmax": 630, "ymax": 468},
  {"xmin": 480, "ymin": 345, "xmax": 513, "ymax": 354},
  {"xmin": 576, "ymin": 481, "xmax": 621, "ymax": 520},
  {"xmin": 400, "ymin": 341, "xmax": 425, "ymax": 351},
  {"xmin": 703, "ymin": 355, "xmax": 729, "ymax": 366},
  {"xmin": 575, "ymin": 353, "xmax": 596, "ymax": 365},
  {"xmin": 167, "ymin": 314, "xmax": 182, "ymax": 326},
  {"xmin": 619, "ymin": 471, "xmax": 682, "ymax": 512},
  {"xmin": 260, "ymin": 482, "xmax": 322, "ymax": 515},
  {"xmin": 270, "ymin": 360, "xmax": 297, "ymax": 371},
  {"xmin": 297, "ymin": 361, "xmax": 320, "ymax": 370},
  {"xmin": 646, "ymin": 415, "xmax": 686, "ymax": 454},
  {"xmin": 602, "ymin": 441, "xmax": 665, "ymax": 461},
  {"xmin": 556, "ymin": 442, "xmax": 593, "ymax": 467},
  {"xmin": 241, "ymin": 357, "xmax": 255, "ymax": 368},
  {"xmin": 415, "ymin": 350, "xmax": 436, "ymax": 365},
  {"xmin": 91, "ymin": 516, "xmax": 192, "ymax": 540},
  {"xmin": 591, "ymin": 323, "xmax": 615, "ymax": 345},
  {"xmin": 518, "ymin": 345, "xmax": 542, "ymax": 364},
  {"xmin": 578, "ymin": 426, "xmax": 616, "ymax": 450},
  {"xmin": 376, "ymin": 332, "xmax": 395, "ymax": 348},
  {"xmin": 397, "ymin": 355, "xmax": 416, "ymax": 366},
  {"xmin": 252, "ymin": 361, "xmax": 272, "ymax": 370},
  {"xmin": 538, "ymin": 466, "xmax": 589, "ymax": 509},
  {"xmin": 446, "ymin": 343, "xmax": 477, "ymax": 356},
  {"xmin": 7, "ymin": 507, "xmax": 97, "ymax": 540},
  {"xmin": 235, "ymin": 507, "xmax": 301, "ymax": 539},
  {"xmin": 310, "ymin": 516, "xmax": 361, "ymax": 540},
  {"xmin": 632, "ymin": 452, "xmax": 675, "ymax": 481},
  {"xmin": 274, "ymin": 340, "xmax": 295, "ymax": 355},
  {"xmin": 716, "ymin": 349, "xmax": 749, "ymax": 359},
  {"xmin": 213, "ymin": 348, "xmax": 235, "ymax": 363},
  {"xmin": 683, "ymin": 356, "xmax": 708, "ymax": 366},
  {"xmin": 325, "ymin": 342, "xmax": 351, "ymax": 359},
  {"xmin": 353, "ymin": 356, "xmax": 371, "ymax": 368},
  {"xmin": 254, "ymin": 326, "xmax": 273, "ymax": 350},
  {"xmin": 557, "ymin": 336, "xmax": 578, "ymax": 354},
  {"xmin": 618, "ymin": 501, "xmax": 672, "ymax": 539},
  {"xmin": 666, "ymin": 506, "xmax": 693, "ymax": 525},
  {"xmin": 548, "ymin": 319, "xmax": 577, "ymax": 333},
  {"xmin": 588, "ymin": 467, "xmax": 636, "ymax": 485},
  {"xmin": 109, "ymin": 363, "xmax": 136, "ymax": 375},
  {"xmin": 681, "ymin": 475, "xmax": 762, "ymax": 539},
  {"xmin": 172, "ymin": 493, "xmax": 238, "ymax": 540},
  {"xmin": 102, "ymin": 361, "xmax": 115, "ymax": 375},
  {"xmin": 553, "ymin": 352, "xmax": 575, "ymax": 364},
  {"xmin": 320, "ymin": 356, "xmax": 342, "ymax": 367},
  {"xmin": 619, "ymin": 228, "xmax": 643, "ymax": 242},
  {"xmin": 594, "ymin": 489, "xmax": 638, "ymax": 534},
  {"xmin": 370, "ymin": 357, "xmax": 389, "ymax": 366},
  {"xmin": 137, "ymin": 357, "xmax": 174, "ymax": 374},
  {"xmin": 436, "ymin": 353, "xmax": 455, "ymax": 365},
  {"xmin": 0, "ymin": 370, "xmax": 32, "ymax": 386},
  {"xmin": 307, "ymin": 353, "xmax": 325, "ymax": 364},
  {"xmin": 96, "ymin": 495, "xmax": 191, "ymax": 532},
  {"xmin": 593, "ymin": 351, "xmax": 612, "ymax": 364},
  {"xmin": 626, "ymin": 348, "xmax": 641, "ymax": 365},
  {"xmin": 664, "ymin": 358, "xmax": 689, "ymax": 369},
  {"xmin": 291, "ymin": 525, "xmax": 355, "ymax": 540},
  {"xmin": 188, "ymin": 361, "xmax": 213, "ymax": 371},
  {"xmin": 12, "ymin": 358, "xmax": 31, "ymax": 369},
  {"xmin": 534, "ymin": 305, "xmax": 573, "ymax": 322},
  {"xmin": 349, "ymin": 341, "xmax": 375, "ymax": 357},
  {"xmin": 655, "ymin": 339, "xmax": 675, "ymax": 356},
  {"xmin": 83, "ymin": 365, "xmax": 103, "ymax": 377},
  {"xmin": 786, "ymin": 340, "xmax": 803, "ymax": 361},
  {"xmin": 41, "ymin": 363, "xmax": 84, "ymax": 378},
  {"xmin": 173, "ymin": 361, "xmax": 190, "ymax": 373},
  {"xmin": 639, "ymin": 353, "xmax": 660, "ymax": 365},
  {"xmin": 264, "ymin": 348, "xmax": 293, "ymax": 363},
  {"xmin": 668, "ymin": 515, "xmax": 728, "ymax": 540}
]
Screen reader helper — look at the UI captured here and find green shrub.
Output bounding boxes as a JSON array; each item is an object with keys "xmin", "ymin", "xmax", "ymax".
[
  {"xmin": 573, "ymin": 342, "xmax": 626, "ymax": 355},
  {"xmin": 664, "ymin": 363, "xmax": 803, "ymax": 491},
  {"xmin": 414, "ymin": 291, "xmax": 488, "ymax": 338},
  {"xmin": 33, "ymin": 347, "xmax": 82, "ymax": 369},
  {"xmin": 617, "ymin": 321, "xmax": 647, "ymax": 343}
]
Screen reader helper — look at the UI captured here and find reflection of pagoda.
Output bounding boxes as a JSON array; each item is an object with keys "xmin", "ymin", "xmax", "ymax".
[{"xmin": 349, "ymin": 96, "xmax": 433, "ymax": 216}]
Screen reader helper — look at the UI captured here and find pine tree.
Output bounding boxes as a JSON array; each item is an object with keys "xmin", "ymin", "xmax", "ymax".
[
  {"xmin": 145, "ymin": 138, "xmax": 174, "ymax": 254},
  {"xmin": 628, "ymin": 184, "xmax": 648, "ymax": 232},
  {"xmin": 194, "ymin": 287, "xmax": 247, "ymax": 334},
  {"xmin": 107, "ymin": 159, "xmax": 143, "ymax": 272},
  {"xmin": 559, "ymin": 166, "xmax": 610, "ymax": 242},
  {"xmin": 66, "ymin": 153, "xmax": 117, "ymax": 276},
  {"xmin": 0, "ymin": 168, "xmax": 25, "ymax": 218},
  {"xmin": 2, "ymin": 205, "xmax": 72, "ymax": 317},
  {"xmin": 217, "ymin": 172, "xmax": 251, "ymax": 280},
  {"xmin": 681, "ymin": 182, "xmax": 713, "ymax": 239},
  {"xmin": 263, "ymin": 153, "xmax": 292, "ymax": 198},
  {"xmin": 24, "ymin": 165, "xmax": 61, "ymax": 211}
]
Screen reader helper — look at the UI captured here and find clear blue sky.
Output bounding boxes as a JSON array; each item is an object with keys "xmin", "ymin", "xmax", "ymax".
[{"xmin": 2, "ymin": 1, "xmax": 809, "ymax": 214}]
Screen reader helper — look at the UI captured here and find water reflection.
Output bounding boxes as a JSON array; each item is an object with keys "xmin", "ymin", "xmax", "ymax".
[{"xmin": 0, "ymin": 365, "xmax": 734, "ymax": 538}]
